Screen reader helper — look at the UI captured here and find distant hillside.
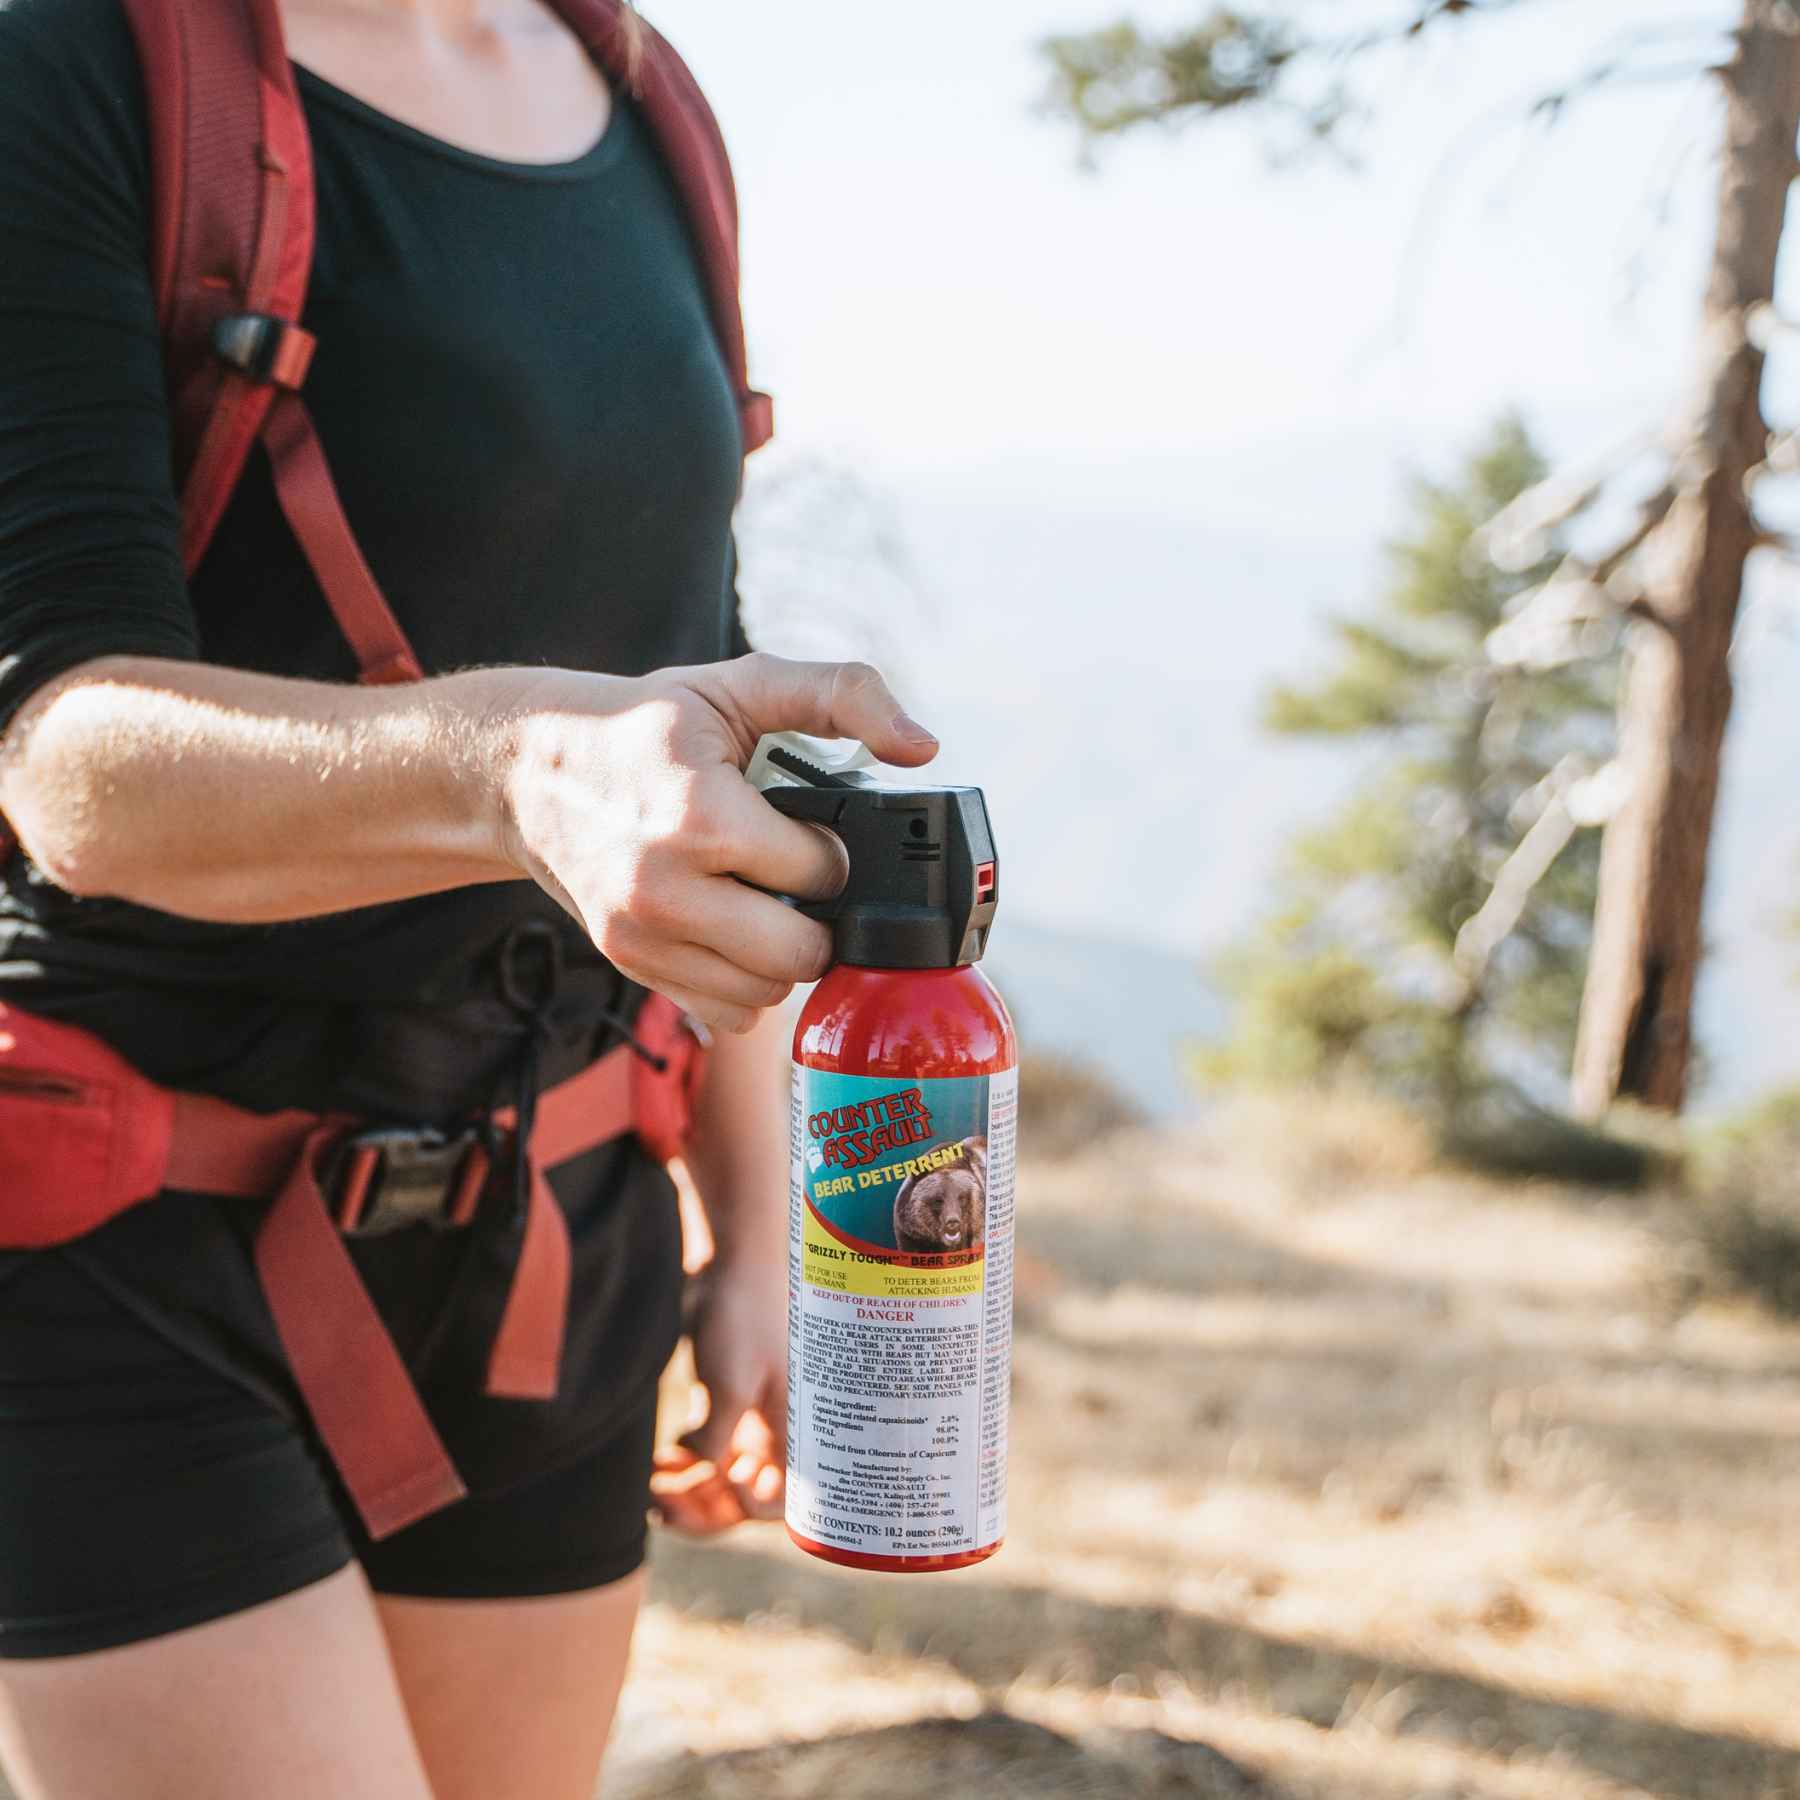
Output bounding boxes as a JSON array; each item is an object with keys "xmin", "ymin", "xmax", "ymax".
[{"xmin": 984, "ymin": 917, "xmax": 1217, "ymax": 1121}]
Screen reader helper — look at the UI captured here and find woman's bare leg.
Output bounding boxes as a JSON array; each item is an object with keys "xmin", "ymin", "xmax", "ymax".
[
  {"xmin": 0, "ymin": 1565, "xmax": 434, "ymax": 1800},
  {"xmin": 376, "ymin": 1571, "xmax": 645, "ymax": 1800}
]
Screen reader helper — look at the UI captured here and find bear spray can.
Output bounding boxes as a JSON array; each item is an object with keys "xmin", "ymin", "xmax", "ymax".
[{"xmin": 764, "ymin": 751, "xmax": 1016, "ymax": 1572}]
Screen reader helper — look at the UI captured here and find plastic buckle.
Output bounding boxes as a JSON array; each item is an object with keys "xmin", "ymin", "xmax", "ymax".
[
  {"xmin": 211, "ymin": 313, "xmax": 317, "ymax": 389},
  {"xmin": 326, "ymin": 1125, "xmax": 489, "ymax": 1238}
]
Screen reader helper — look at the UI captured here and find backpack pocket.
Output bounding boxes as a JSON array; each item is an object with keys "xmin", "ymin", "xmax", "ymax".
[{"xmin": 0, "ymin": 1008, "xmax": 173, "ymax": 1247}]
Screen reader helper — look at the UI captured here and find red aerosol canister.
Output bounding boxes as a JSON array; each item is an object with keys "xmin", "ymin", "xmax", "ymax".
[{"xmin": 766, "ymin": 753, "xmax": 1016, "ymax": 1572}]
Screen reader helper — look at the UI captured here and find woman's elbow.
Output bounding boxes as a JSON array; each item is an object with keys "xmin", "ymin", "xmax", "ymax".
[{"xmin": 0, "ymin": 677, "xmax": 136, "ymax": 899}]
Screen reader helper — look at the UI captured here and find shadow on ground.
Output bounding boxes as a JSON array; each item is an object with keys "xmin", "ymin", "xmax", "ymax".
[
  {"xmin": 648, "ymin": 1537, "xmax": 1800, "ymax": 1800},
  {"xmin": 612, "ymin": 1711, "xmax": 1265, "ymax": 1799}
]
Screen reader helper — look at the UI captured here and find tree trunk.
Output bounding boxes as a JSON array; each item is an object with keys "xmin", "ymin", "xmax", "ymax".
[{"xmin": 1571, "ymin": 0, "xmax": 1800, "ymax": 1119}]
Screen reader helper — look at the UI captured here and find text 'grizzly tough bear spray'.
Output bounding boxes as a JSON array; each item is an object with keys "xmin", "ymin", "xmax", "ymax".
[{"xmin": 764, "ymin": 748, "xmax": 1016, "ymax": 1573}]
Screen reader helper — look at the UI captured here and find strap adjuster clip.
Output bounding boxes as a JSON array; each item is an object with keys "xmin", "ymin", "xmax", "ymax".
[
  {"xmin": 326, "ymin": 1124, "xmax": 490, "ymax": 1237},
  {"xmin": 212, "ymin": 312, "xmax": 317, "ymax": 389}
]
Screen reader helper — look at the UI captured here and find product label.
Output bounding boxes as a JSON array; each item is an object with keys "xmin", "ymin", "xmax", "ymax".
[{"xmin": 786, "ymin": 1064, "xmax": 1016, "ymax": 1560}]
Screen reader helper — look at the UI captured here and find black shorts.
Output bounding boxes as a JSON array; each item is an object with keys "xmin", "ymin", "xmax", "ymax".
[{"xmin": 0, "ymin": 1135, "xmax": 685, "ymax": 1660}]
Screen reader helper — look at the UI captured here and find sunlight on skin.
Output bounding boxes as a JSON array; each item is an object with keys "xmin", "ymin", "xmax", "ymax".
[{"xmin": 653, "ymin": 1160, "xmax": 787, "ymax": 1535}]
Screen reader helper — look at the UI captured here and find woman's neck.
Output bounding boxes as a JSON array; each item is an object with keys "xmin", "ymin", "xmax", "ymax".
[
  {"xmin": 278, "ymin": 0, "xmax": 614, "ymax": 168},
  {"xmin": 287, "ymin": 0, "xmax": 561, "ymax": 39}
]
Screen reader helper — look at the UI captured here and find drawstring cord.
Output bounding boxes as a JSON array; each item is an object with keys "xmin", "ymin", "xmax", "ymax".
[
  {"xmin": 494, "ymin": 921, "xmax": 563, "ymax": 1223},
  {"xmin": 491, "ymin": 920, "xmax": 669, "ymax": 1217},
  {"xmin": 592, "ymin": 1004, "xmax": 669, "ymax": 1073}
]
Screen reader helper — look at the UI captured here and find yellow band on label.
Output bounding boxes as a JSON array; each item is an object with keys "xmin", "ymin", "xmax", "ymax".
[{"xmin": 801, "ymin": 1204, "xmax": 985, "ymax": 1299}]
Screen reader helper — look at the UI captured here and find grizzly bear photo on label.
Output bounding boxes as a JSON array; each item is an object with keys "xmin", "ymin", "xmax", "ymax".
[{"xmin": 892, "ymin": 1136, "xmax": 988, "ymax": 1254}]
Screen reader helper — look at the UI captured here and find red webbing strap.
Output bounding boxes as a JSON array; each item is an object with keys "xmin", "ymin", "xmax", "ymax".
[
  {"xmin": 162, "ymin": 1096, "xmax": 467, "ymax": 1539},
  {"xmin": 262, "ymin": 395, "xmax": 427, "ymax": 684},
  {"xmin": 166, "ymin": 1054, "xmax": 648, "ymax": 1519},
  {"xmin": 541, "ymin": 0, "xmax": 773, "ymax": 454},
  {"xmin": 254, "ymin": 1125, "xmax": 468, "ymax": 1538},
  {"xmin": 165, "ymin": 1090, "xmax": 320, "ymax": 1197},
  {"xmin": 628, "ymin": 991, "xmax": 707, "ymax": 1165},
  {"xmin": 482, "ymin": 1044, "xmax": 634, "ymax": 1399},
  {"xmin": 483, "ymin": 1164, "xmax": 572, "ymax": 1400},
  {"xmin": 119, "ymin": 0, "xmax": 422, "ymax": 679},
  {"xmin": 129, "ymin": 0, "xmax": 419, "ymax": 688},
  {"xmin": 531, "ymin": 1038, "xmax": 636, "ymax": 1165},
  {"xmin": 480, "ymin": 1011, "xmax": 703, "ymax": 1396},
  {"xmin": 118, "ymin": 0, "xmax": 321, "ymax": 572}
]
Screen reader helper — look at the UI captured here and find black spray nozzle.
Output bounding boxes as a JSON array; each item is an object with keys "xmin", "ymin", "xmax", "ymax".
[
  {"xmin": 763, "ymin": 760, "xmax": 998, "ymax": 970},
  {"xmin": 764, "ymin": 744, "xmax": 868, "ymax": 790}
]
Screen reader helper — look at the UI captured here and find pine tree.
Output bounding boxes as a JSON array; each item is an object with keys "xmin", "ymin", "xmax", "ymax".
[
  {"xmin": 1045, "ymin": 3, "xmax": 1800, "ymax": 1117},
  {"xmin": 1201, "ymin": 418, "xmax": 1616, "ymax": 1128}
]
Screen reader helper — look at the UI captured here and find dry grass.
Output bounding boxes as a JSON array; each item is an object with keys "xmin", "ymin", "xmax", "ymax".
[
  {"xmin": 1216, "ymin": 1086, "xmax": 1438, "ymax": 1196},
  {"xmin": 613, "ymin": 1101, "xmax": 1800, "ymax": 1800},
  {"xmin": 1016, "ymin": 1049, "xmax": 1146, "ymax": 1160}
]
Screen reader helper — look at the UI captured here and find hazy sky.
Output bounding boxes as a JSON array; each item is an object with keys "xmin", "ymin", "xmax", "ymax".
[
  {"xmin": 674, "ymin": 0, "xmax": 1761, "ymax": 500},
  {"xmin": 665, "ymin": 0, "xmax": 1800, "ymax": 1105}
]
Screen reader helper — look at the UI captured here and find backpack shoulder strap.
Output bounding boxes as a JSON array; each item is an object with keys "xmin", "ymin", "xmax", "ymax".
[
  {"xmin": 543, "ymin": 0, "xmax": 774, "ymax": 455},
  {"xmin": 110, "ymin": 0, "xmax": 763, "ymax": 705},
  {"xmin": 117, "ymin": 0, "xmax": 315, "ymax": 571},
  {"xmin": 117, "ymin": 0, "xmax": 424, "ymax": 683}
]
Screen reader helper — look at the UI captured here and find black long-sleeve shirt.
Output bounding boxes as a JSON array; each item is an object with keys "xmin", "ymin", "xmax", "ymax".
[{"xmin": 0, "ymin": 0, "xmax": 749, "ymax": 1116}]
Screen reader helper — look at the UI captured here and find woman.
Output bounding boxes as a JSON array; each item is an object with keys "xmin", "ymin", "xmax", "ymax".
[{"xmin": 0, "ymin": 0, "xmax": 936, "ymax": 1794}]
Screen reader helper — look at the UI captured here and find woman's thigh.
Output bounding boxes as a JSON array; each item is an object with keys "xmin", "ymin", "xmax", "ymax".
[
  {"xmin": 0, "ymin": 1204, "xmax": 667, "ymax": 1799},
  {"xmin": 378, "ymin": 1573, "xmax": 645, "ymax": 1800},
  {"xmin": 0, "ymin": 1565, "xmax": 434, "ymax": 1800},
  {"xmin": 358, "ymin": 1400, "xmax": 662, "ymax": 1799}
]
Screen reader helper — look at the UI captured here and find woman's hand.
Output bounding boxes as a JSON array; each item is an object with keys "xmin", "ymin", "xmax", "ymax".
[
  {"xmin": 650, "ymin": 1254, "xmax": 788, "ymax": 1533},
  {"xmin": 491, "ymin": 652, "xmax": 937, "ymax": 1033},
  {"xmin": 653, "ymin": 999, "xmax": 790, "ymax": 1535}
]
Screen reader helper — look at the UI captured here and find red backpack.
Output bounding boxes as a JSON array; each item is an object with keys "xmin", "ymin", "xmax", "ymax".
[
  {"xmin": 0, "ymin": 0, "xmax": 769, "ymax": 1541},
  {"xmin": 119, "ymin": 0, "xmax": 772, "ymax": 680}
]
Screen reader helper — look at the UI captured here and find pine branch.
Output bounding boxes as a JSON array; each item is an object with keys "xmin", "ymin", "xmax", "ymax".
[
  {"xmin": 1591, "ymin": 486, "xmax": 1679, "ymax": 581},
  {"xmin": 1043, "ymin": 4, "xmax": 1714, "ymax": 157},
  {"xmin": 1528, "ymin": 54, "xmax": 1724, "ymax": 128},
  {"xmin": 1474, "ymin": 428, "xmax": 1659, "ymax": 570},
  {"xmin": 1453, "ymin": 755, "xmax": 1621, "ymax": 987},
  {"xmin": 1039, "ymin": 2, "xmax": 1546, "ymax": 150},
  {"xmin": 1483, "ymin": 485, "xmax": 1674, "ymax": 671}
]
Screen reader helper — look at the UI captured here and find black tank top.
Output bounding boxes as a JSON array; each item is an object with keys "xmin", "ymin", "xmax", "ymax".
[{"xmin": 0, "ymin": 0, "xmax": 749, "ymax": 1114}]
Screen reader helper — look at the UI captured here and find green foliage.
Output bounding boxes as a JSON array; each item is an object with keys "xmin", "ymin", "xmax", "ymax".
[
  {"xmin": 1193, "ymin": 929, "xmax": 1431, "ymax": 1090},
  {"xmin": 1040, "ymin": 14, "xmax": 1298, "ymax": 140},
  {"xmin": 1203, "ymin": 417, "xmax": 1617, "ymax": 1130},
  {"xmin": 1683, "ymin": 1092, "xmax": 1800, "ymax": 1317},
  {"xmin": 1039, "ymin": 3, "xmax": 1524, "ymax": 154}
]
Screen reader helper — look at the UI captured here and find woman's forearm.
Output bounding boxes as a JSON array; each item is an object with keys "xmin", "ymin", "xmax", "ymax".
[
  {"xmin": 0, "ymin": 655, "xmax": 527, "ymax": 921},
  {"xmin": 0, "ymin": 646, "xmax": 934, "ymax": 1035}
]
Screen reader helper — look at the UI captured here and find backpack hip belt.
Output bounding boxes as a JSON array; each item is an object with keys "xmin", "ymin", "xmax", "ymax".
[{"xmin": 0, "ymin": 995, "xmax": 707, "ymax": 1540}]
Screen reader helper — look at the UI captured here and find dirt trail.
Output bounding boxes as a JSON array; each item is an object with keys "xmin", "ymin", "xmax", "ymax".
[
  {"xmin": 611, "ymin": 1125, "xmax": 1800, "ymax": 1800},
  {"xmin": 4, "ymin": 1125, "xmax": 1792, "ymax": 1798}
]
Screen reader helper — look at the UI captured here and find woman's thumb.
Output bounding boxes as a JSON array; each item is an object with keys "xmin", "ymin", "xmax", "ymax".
[{"xmin": 716, "ymin": 654, "xmax": 939, "ymax": 767}]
